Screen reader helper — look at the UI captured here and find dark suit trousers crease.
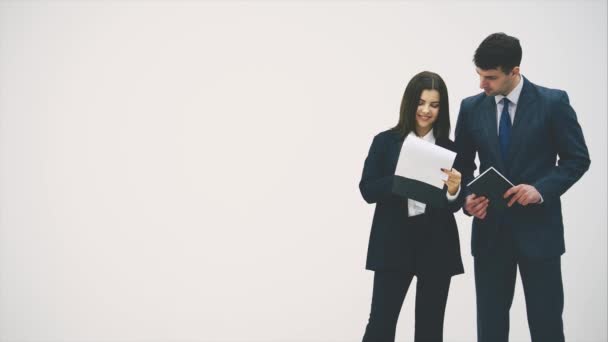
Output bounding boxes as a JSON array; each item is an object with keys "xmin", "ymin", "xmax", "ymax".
[
  {"xmin": 363, "ymin": 214, "xmax": 452, "ymax": 342},
  {"xmin": 474, "ymin": 224, "xmax": 564, "ymax": 342}
]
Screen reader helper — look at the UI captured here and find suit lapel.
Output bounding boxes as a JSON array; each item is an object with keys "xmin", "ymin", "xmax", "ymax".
[
  {"xmin": 481, "ymin": 96, "xmax": 506, "ymax": 173},
  {"xmin": 506, "ymin": 78, "xmax": 537, "ymax": 167},
  {"xmin": 386, "ymin": 131, "xmax": 406, "ymax": 173}
]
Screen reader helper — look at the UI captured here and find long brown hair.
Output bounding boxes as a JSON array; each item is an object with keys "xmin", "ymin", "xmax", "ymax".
[{"xmin": 393, "ymin": 71, "xmax": 450, "ymax": 140}]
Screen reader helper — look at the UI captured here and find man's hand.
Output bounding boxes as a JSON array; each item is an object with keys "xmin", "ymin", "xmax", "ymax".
[
  {"xmin": 465, "ymin": 194, "xmax": 489, "ymax": 219},
  {"xmin": 503, "ymin": 184, "xmax": 542, "ymax": 207}
]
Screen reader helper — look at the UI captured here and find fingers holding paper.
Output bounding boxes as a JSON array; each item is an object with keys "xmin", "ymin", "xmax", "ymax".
[
  {"xmin": 465, "ymin": 194, "xmax": 489, "ymax": 219},
  {"xmin": 441, "ymin": 168, "xmax": 462, "ymax": 196},
  {"xmin": 503, "ymin": 184, "xmax": 542, "ymax": 207}
]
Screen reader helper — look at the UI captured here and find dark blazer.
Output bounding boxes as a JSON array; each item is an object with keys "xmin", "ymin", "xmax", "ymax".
[
  {"xmin": 454, "ymin": 77, "xmax": 591, "ymax": 258},
  {"xmin": 359, "ymin": 129, "xmax": 465, "ymax": 276}
]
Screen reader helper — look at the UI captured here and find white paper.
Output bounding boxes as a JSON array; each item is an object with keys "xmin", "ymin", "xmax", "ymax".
[{"xmin": 395, "ymin": 136, "xmax": 457, "ymax": 189}]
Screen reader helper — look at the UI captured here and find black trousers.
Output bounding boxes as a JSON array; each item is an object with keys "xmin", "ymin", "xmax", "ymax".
[
  {"xmin": 362, "ymin": 271, "xmax": 451, "ymax": 342},
  {"xmin": 474, "ymin": 226, "xmax": 564, "ymax": 342}
]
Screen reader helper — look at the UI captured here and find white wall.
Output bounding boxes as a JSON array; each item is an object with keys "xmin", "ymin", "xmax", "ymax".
[{"xmin": 0, "ymin": 1, "xmax": 605, "ymax": 341}]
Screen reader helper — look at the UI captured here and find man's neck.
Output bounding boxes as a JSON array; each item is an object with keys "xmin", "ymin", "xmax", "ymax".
[{"xmin": 503, "ymin": 74, "xmax": 522, "ymax": 96}]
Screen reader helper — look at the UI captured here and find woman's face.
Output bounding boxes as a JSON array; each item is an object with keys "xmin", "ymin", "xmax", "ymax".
[{"xmin": 415, "ymin": 89, "xmax": 440, "ymax": 135}]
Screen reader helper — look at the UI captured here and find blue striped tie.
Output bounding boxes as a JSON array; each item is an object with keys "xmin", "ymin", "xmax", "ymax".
[{"xmin": 499, "ymin": 98, "xmax": 511, "ymax": 161}]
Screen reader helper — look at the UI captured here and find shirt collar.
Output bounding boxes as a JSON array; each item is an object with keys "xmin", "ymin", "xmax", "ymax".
[
  {"xmin": 495, "ymin": 74, "xmax": 525, "ymax": 105},
  {"xmin": 408, "ymin": 128, "xmax": 435, "ymax": 143}
]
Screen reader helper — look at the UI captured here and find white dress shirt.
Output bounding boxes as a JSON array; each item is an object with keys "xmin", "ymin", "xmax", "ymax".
[{"xmin": 407, "ymin": 129, "xmax": 460, "ymax": 217}]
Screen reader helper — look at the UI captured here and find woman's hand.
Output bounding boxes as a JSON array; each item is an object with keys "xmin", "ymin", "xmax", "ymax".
[{"xmin": 441, "ymin": 168, "xmax": 462, "ymax": 196}]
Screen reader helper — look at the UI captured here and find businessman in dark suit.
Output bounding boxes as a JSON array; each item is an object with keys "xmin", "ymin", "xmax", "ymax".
[{"xmin": 454, "ymin": 33, "xmax": 591, "ymax": 342}]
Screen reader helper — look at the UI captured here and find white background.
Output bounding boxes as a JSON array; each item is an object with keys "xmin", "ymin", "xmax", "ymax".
[{"xmin": 0, "ymin": 1, "xmax": 606, "ymax": 341}]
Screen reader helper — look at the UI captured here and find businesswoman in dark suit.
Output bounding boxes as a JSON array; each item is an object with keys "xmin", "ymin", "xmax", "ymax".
[{"xmin": 359, "ymin": 71, "xmax": 466, "ymax": 342}]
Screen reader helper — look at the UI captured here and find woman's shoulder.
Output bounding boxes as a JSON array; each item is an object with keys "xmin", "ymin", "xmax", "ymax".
[{"xmin": 373, "ymin": 128, "xmax": 402, "ymax": 143}]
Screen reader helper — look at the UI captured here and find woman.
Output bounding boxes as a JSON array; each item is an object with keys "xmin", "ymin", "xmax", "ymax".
[{"xmin": 359, "ymin": 71, "xmax": 465, "ymax": 342}]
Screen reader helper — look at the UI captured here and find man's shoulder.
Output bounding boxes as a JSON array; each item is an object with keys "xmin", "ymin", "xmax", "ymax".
[
  {"xmin": 461, "ymin": 92, "xmax": 487, "ymax": 109},
  {"xmin": 525, "ymin": 78, "xmax": 567, "ymax": 101}
]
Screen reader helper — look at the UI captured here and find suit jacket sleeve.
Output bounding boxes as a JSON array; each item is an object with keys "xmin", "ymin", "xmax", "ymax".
[
  {"xmin": 359, "ymin": 134, "xmax": 395, "ymax": 204},
  {"xmin": 454, "ymin": 99, "xmax": 478, "ymax": 216},
  {"xmin": 533, "ymin": 91, "xmax": 591, "ymax": 203},
  {"xmin": 445, "ymin": 182, "xmax": 466, "ymax": 213}
]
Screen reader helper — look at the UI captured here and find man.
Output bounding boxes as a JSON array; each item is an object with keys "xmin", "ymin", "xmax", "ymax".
[{"xmin": 454, "ymin": 33, "xmax": 590, "ymax": 342}]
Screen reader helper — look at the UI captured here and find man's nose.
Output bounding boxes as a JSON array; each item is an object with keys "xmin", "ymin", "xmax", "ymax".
[{"xmin": 480, "ymin": 78, "xmax": 487, "ymax": 89}]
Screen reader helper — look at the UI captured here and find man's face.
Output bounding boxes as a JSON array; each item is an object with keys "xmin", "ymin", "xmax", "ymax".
[{"xmin": 477, "ymin": 66, "xmax": 519, "ymax": 96}]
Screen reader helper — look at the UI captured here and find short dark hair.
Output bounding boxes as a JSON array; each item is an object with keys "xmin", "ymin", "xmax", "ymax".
[
  {"xmin": 474, "ymin": 33, "xmax": 522, "ymax": 74},
  {"xmin": 393, "ymin": 71, "xmax": 450, "ymax": 140}
]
